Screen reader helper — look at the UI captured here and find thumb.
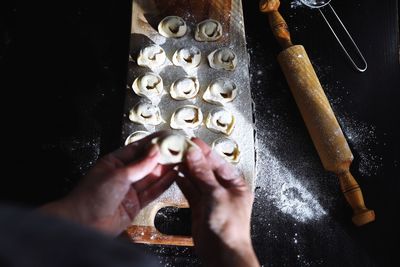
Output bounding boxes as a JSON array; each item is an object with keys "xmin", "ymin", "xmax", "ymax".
[
  {"xmin": 125, "ymin": 145, "xmax": 160, "ymax": 183},
  {"xmin": 185, "ymin": 146, "xmax": 220, "ymax": 193}
]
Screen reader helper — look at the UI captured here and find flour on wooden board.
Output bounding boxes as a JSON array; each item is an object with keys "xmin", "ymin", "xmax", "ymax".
[{"xmin": 126, "ymin": 4, "xmax": 256, "ymax": 208}]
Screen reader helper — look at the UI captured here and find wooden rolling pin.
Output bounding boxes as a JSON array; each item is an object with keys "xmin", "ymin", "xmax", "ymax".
[{"xmin": 259, "ymin": 0, "xmax": 375, "ymax": 226}]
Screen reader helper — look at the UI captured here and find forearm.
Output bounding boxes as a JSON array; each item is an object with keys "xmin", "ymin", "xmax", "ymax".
[{"xmin": 40, "ymin": 198, "xmax": 103, "ymax": 229}]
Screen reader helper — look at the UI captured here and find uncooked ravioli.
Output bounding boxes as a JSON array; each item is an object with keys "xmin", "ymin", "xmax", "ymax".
[
  {"xmin": 205, "ymin": 107, "xmax": 235, "ymax": 135},
  {"xmin": 195, "ymin": 19, "xmax": 223, "ymax": 42},
  {"xmin": 125, "ymin": 131, "xmax": 150, "ymax": 145},
  {"xmin": 158, "ymin": 16, "xmax": 187, "ymax": 38},
  {"xmin": 170, "ymin": 77, "xmax": 199, "ymax": 100},
  {"xmin": 152, "ymin": 134, "xmax": 197, "ymax": 164},
  {"xmin": 137, "ymin": 45, "xmax": 166, "ymax": 69},
  {"xmin": 170, "ymin": 105, "xmax": 203, "ymax": 130},
  {"xmin": 208, "ymin": 48, "xmax": 237, "ymax": 71},
  {"xmin": 212, "ymin": 137, "xmax": 240, "ymax": 163},
  {"xmin": 203, "ymin": 78, "xmax": 238, "ymax": 105},
  {"xmin": 128, "ymin": 102, "xmax": 163, "ymax": 125},
  {"xmin": 132, "ymin": 72, "xmax": 163, "ymax": 101},
  {"xmin": 172, "ymin": 46, "xmax": 201, "ymax": 69}
]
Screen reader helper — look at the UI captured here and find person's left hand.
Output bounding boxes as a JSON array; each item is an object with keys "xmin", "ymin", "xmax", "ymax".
[{"xmin": 40, "ymin": 132, "xmax": 177, "ymax": 236}]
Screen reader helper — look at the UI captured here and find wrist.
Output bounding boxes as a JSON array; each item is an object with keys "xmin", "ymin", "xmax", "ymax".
[{"xmin": 39, "ymin": 197, "xmax": 79, "ymax": 223}]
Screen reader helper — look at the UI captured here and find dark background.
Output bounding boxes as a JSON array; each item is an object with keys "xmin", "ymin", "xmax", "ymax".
[{"xmin": 2, "ymin": 0, "xmax": 399, "ymax": 266}]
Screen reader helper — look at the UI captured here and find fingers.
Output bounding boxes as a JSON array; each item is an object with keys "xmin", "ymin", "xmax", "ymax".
[
  {"xmin": 191, "ymin": 137, "xmax": 212, "ymax": 155},
  {"xmin": 184, "ymin": 146, "xmax": 220, "ymax": 194},
  {"xmin": 191, "ymin": 137, "xmax": 235, "ymax": 174},
  {"xmin": 137, "ymin": 169, "xmax": 177, "ymax": 208},
  {"xmin": 122, "ymin": 165, "xmax": 177, "ymax": 220},
  {"xmin": 121, "ymin": 189, "xmax": 141, "ymax": 221},
  {"xmin": 175, "ymin": 172, "xmax": 200, "ymax": 207},
  {"xmin": 124, "ymin": 145, "xmax": 160, "ymax": 183},
  {"xmin": 132, "ymin": 164, "xmax": 175, "ymax": 192},
  {"xmin": 207, "ymin": 151, "xmax": 248, "ymax": 192},
  {"xmin": 191, "ymin": 137, "xmax": 248, "ymax": 192},
  {"xmin": 109, "ymin": 131, "xmax": 170, "ymax": 165}
]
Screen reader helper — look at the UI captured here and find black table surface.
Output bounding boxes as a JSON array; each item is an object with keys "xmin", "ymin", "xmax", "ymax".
[{"xmin": 2, "ymin": 0, "xmax": 399, "ymax": 266}]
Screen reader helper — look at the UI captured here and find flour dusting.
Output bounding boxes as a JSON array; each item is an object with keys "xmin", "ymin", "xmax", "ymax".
[
  {"xmin": 255, "ymin": 134, "xmax": 327, "ymax": 222},
  {"xmin": 338, "ymin": 115, "xmax": 382, "ymax": 176}
]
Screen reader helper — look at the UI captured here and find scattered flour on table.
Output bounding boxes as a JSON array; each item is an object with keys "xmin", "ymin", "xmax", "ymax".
[
  {"xmin": 338, "ymin": 115, "xmax": 383, "ymax": 176},
  {"xmin": 42, "ymin": 136, "xmax": 101, "ymax": 177},
  {"xmin": 248, "ymin": 41, "xmax": 328, "ymax": 223},
  {"xmin": 40, "ymin": 136, "xmax": 100, "ymax": 192},
  {"xmin": 255, "ymin": 132, "xmax": 327, "ymax": 223},
  {"xmin": 67, "ymin": 137, "xmax": 101, "ymax": 175}
]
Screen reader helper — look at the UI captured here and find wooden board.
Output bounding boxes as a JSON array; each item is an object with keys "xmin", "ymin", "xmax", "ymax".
[{"xmin": 123, "ymin": 0, "xmax": 254, "ymax": 246}]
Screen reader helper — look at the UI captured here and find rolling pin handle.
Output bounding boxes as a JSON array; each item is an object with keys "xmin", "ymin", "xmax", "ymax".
[
  {"xmin": 338, "ymin": 171, "xmax": 375, "ymax": 226},
  {"xmin": 259, "ymin": 0, "xmax": 293, "ymax": 49}
]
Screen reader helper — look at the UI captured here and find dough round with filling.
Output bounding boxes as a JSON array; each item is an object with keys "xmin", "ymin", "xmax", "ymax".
[
  {"xmin": 132, "ymin": 72, "xmax": 163, "ymax": 100},
  {"xmin": 170, "ymin": 105, "xmax": 203, "ymax": 130},
  {"xmin": 203, "ymin": 78, "xmax": 238, "ymax": 105},
  {"xmin": 205, "ymin": 107, "xmax": 235, "ymax": 135},
  {"xmin": 172, "ymin": 46, "xmax": 201, "ymax": 69},
  {"xmin": 195, "ymin": 19, "xmax": 223, "ymax": 42},
  {"xmin": 208, "ymin": 48, "xmax": 237, "ymax": 71},
  {"xmin": 125, "ymin": 131, "xmax": 150, "ymax": 145},
  {"xmin": 137, "ymin": 45, "xmax": 166, "ymax": 69},
  {"xmin": 152, "ymin": 134, "xmax": 197, "ymax": 164},
  {"xmin": 129, "ymin": 102, "xmax": 163, "ymax": 125},
  {"xmin": 170, "ymin": 77, "xmax": 199, "ymax": 100},
  {"xmin": 212, "ymin": 137, "xmax": 240, "ymax": 163},
  {"xmin": 158, "ymin": 16, "xmax": 187, "ymax": 38}
]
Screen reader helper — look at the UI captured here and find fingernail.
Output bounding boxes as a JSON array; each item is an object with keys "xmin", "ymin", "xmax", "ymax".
[
  {"xmin": 187, "ymin": 146, "xmax": 202, "ymax": 162},
  {"xmin": 148, "ymin": 145, "xmax": 159, "ymax": 157}
]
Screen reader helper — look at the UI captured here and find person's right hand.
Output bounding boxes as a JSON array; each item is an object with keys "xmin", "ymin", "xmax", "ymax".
[{"xmin": 176, "ymin": 138, "xmax": 260, "ymax": 267}]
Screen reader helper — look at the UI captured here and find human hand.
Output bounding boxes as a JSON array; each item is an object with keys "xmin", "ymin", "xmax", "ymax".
[
  {"xmin": 176, "ymin": 138, "xmax": 259, "ymax": 267},
  {"xmin": 40, "ymin": 132, "xmax": 177, "ymax": 236}
]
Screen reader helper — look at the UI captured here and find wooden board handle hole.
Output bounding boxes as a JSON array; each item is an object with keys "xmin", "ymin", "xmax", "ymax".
[{"xmin": 155, "ymin": 206, "xmax": 192, "ymax": 236}]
